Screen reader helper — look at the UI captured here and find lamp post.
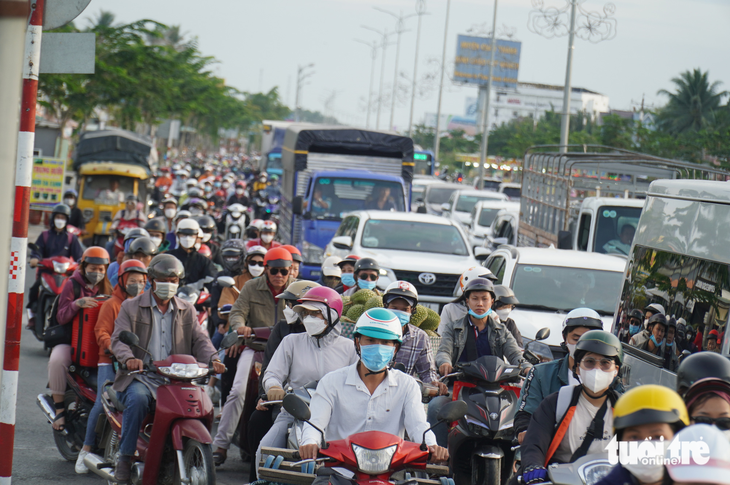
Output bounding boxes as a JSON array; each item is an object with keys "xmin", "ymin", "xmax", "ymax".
[
  {"xmin": 407, "ymin": 0, "xmax": 428, "ymax": 138},
  {"xmin": 355, "ymin": 39, "xmax": 379, "ymax": 128},
  {"xmin": 362, "ymin": 26, "xmax": 393, "ymax": 130},
  {"xmin": 433, "ymin": 0, "xmax": 451, "ymax": 162},
  {"xmin": 295, "ymin": 63, "xmax": 315, "ymax": 122},
  {"xmin": 476, "ymin": 0, "xmax": 499, "ymax": 191}
]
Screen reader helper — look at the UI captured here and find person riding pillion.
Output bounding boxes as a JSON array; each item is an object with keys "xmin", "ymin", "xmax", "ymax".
[
  {"xmin": 520, "ymin": 330, "xmax": 624, "ymax": 484},
  {"xmin": 167, "ymin": 217, "xmax": 217, "ymax": 286},
  {"xmin": 342, "ymin": 257, "xmax": 381, "ymax": 296}
]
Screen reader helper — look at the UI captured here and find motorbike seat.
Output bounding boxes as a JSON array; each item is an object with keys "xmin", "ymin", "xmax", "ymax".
[{"xmin": 106, "ymin": 386, "xmax": 126, "ymax": 411}]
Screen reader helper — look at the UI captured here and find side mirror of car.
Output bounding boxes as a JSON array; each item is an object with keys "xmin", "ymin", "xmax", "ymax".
[
  {"xmin": 331, "ymin": 236, "xmax": 353, "ymax": 250},
  {"xmin": 557, "ymin": 231, "xmax": 573, "ymax": 250},
  {"xmin": 292, "ymin": 196, "xmax": 303, "ymax": 216},
  {"xmin": 474, "ymin": 247, "xmax": 489, "ymax": 261},
  {"xmin": 441, "ymin": 202, "xmax": 451, "ymax": 213},
  {"xmin": 416, "ymin": 205, "xmax": 428, "ymax": 214}
]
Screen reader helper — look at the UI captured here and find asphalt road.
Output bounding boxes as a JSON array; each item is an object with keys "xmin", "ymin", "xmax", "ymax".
[{"xmin": 12, "ymin": 224, "xmax": 250, "ymax": 484}]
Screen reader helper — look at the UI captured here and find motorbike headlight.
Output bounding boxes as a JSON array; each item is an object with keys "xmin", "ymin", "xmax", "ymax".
[
  {"xmin": 352, "ymin": 443, "xmax": 396, "ymax": 475},
  {"xmin": 158, "ymin": 363, "xmax": 208, "ymax": 379},
  {"xmin": 301, "ymin": 241, "xmax": 324, "ymax": 265},
  {"xmin": 230, "ymin": 225, "xmax": 241, "ymax": 234},
  {"xmin": 232, "ymin": 212, "xmax": 241, "ymax": 219},
  {"xmin": 53, "ymin": 261, "xmax": 70, "ymax": 274},
  {"xmin": 579, "ymin": 460, "xmax": 613, "ymax": 485}
]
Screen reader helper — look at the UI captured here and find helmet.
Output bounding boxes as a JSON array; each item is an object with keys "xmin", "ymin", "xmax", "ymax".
[
  {"xmin": 644, "ymin": 303, "xmax": 666, "ymax": 315},
  {"xmin": 118, "ymin": 259, "xmax": 148, "ymax": 286},
  {"xmin": 628, "ymin": 309, "xmax": 644, "ymax": 321},
  {"xmin": 647, "ymin": 313, "xmax": 668, "ymax": 330},
  {"xmin": 462, "ymin": 277, "xmax": 495, "ymax": 300},
  {"xmin": 263, "ymin": 247, "xmax": 292, "ymax": 268},
  {"xmin": 676, "ymin": 352, "xmax": 730, "ymax": 396},
  {"xmin": 573, "ymin": 330, "xmax": 624, "ymax": 368},
  {"xmin": 144, "ymin": 218, "xmax": 167, "ymax": 234},
  {"xmin": 198, "ymin": 244, "xmax": 212, "ymax": 258},
  {"xmin": 185, "ymin": 178, "xmax": 198, "ymax": 187},
  {"xmin": 176, "ymin": 218, "xmax": 200, "ymax": 235},
  {"xmin": 354, "ymin": 308, "xmax": 403, "ymax": 343},
  {"xmin": 51, "ymin": 203, "xmax": 72, "ymax": 219},
  {"xmin": 81, "ymin": 246, "xmax": 110, "ymax": 266},
  {"xmin": 383, "ymin": 281, "xmax": 418, "ymax": 308},
  {"xmin": 261, "ymin": 220, "xmax": 277, "ymax": 233},
  {"xmin": 297, "ymin": 286, "xmax": 343, "ymax": 318},
  {"xmin": 127, "ymin": 237, "xmax": 159, "ymax": 256},
  {"xmin": 321, "ymin": 256, "xmax": 343, "ymax": 277},
  {"xmin": 220, "ymin": 239, "xmax": 246, "ymax": 273},
  {"xmin": 493, "ymin": 285, "xmax": 519, "ymax": 306},
  {"xmin": 455, "ymin": 267, "xmax": 497, "ymax": 297},
  {"xmin": 612, "ymin": 385, "xmax": 689, "ymax": 435},
  {"xmin": 174, "ymin": 210, "xmax": 191, "ymax": 221},
  {"xmin": 281, "ymin": 245, "xmax": 302, "ymax": 263},
  {"xmin": 147, "ymin": 253, "xmax": 185, "ymax": 281},
  {"xmin": 188, "ymin": 197, "xmax": 206, "ymax": 209},
  {"xmin": 354, "ymin": 258, "xmax": 379, "ymax": 273},
  {"xmin": 664, "ymin": 425, "xmax": 730, "ymax": 484},
  {"xmin": 276, "ymin": 280, "xmax": 322, "ymax": 301},
  {"xmin": 246, "ymin": 245, "xmax": 268, "ymax": 260},
  {"xmin": 125, "ymin": 193, "xmax": 138, "ymax": 202},
  {"xmin": 195, "ymin": 215, "xmax": 216, "ymax": 232},
  {"xmin": 162, "ymin": 197, "xmax": 178, "ymax": 207},
  {"xmin": 236, "ymin": 181, "xmax": 246, "ymax": 189},
  {"xmin": 270, "ymin": 174, "xmax": 279, "ymax": 182},
  {"xmin": 63, "ymin": 189, "xmax": 78, "ymax": 198},
  {"xmin": 684, "ymin": 377, "xmax": 730, "ymax": 413},
  {"xmin": 562, "ymin": 308, "xmax": 604, "ymax": 337},
  {"xmin": 337, "ymin": 254, "xmax": 361, "ymax": 268},
  {"xmin": 123, "ymin": 227, "xmax": 150, "ymax": 243},
  {"xmin": 251, "ymin": 219, "xmax": 265, "ymax": 230}
]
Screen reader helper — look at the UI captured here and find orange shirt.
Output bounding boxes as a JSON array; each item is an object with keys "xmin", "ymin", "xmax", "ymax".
[{"xmin": 94, "ymin": 285, "xmax": 127, "ymax": 364}]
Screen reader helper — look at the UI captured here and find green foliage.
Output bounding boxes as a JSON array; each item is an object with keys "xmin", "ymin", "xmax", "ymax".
[{"xmin": 656, "ymin": 69, "xmax": 728, "ymax": 134}]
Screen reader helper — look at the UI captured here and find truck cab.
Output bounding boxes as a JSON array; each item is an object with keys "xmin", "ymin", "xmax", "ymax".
[{"xmin": 569, "ymin": 197, "xmax": 645, "ymax": 255}]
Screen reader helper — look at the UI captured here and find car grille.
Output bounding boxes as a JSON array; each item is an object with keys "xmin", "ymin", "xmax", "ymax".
[{"xmin": 393, "ymin": 270, "xmax": 460, "ymax": 297}]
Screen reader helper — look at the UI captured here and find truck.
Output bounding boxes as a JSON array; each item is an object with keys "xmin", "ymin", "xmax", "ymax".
[
  {"xmin": 260, "ymin": 120, "xmax": 294, "ymax": 176},
  {"xmin": 278, "ymin": 125, "xmax": 415, "ymax": 280},
  {"xmin": 517, "ymin": 145, "xmax": 727, "ymax": 253}
]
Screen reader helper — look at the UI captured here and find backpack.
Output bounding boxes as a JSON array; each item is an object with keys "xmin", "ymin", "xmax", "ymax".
[{"xmin": 43, "ymin": 278, "xmax": 81, "ymax": 348}]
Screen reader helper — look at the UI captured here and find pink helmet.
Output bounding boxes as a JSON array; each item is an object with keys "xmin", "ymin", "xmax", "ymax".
[{"xmin": 298, "ymin": 286, "xmax": 344, "ymax": 319}]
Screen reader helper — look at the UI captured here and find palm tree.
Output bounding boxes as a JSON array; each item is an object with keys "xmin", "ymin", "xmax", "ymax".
[{"xmin": 656, "ymin": 69, "xmax": 727, "ymax": 133}]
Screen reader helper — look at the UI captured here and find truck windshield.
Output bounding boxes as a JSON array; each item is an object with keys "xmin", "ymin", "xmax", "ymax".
[
  {"xmin": 309, "ymin": 178, "xmax": 404, "ymax": 220},
  {"xmin": 266, "ymin": 153, "xmax": 282, "ymax": 171},
  {"xmin": 456, "ymin": 194, "xmax": 502, "ymax": 213},
  {"xmin": 361, "ymin": 220, "xmax": 468, "ymax": 255},
  {"xmin": 594, "ymin": 206, "xmax": 643, "ymax": 255},
  {"xmin": 511, "ymin": 264, "xmax": 623, "ymax": 314},
  {"xmin": 426, "ymin": 187, "xmax": 459, "ymax": 205},
  {"xmin": 82, "ymin": 175, "xmax": 135, "ymax": 205},
  {"xmin": 478, "ymin": 208, "xmax": 501, "ymax": 227}
]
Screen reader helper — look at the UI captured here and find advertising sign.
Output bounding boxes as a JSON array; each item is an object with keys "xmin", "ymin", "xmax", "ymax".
[
  {"xmin": 454, "ymin": 35, "xmax": 521, "ymax": 88},
  {"xmin": 30, "ymin": 157, "xmax": 66, "ymax": 211}
]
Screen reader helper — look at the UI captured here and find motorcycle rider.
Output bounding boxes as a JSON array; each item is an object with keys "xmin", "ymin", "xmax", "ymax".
[
  {"xmin": 383, "ymin": 281, "xmax": 447, "ymax": 395},
  {"xmin": 107, "ymin": 228, "xmax": 151, "ymax": 287},
  {"xmin": 319, "ymin": 255, "xmax": 342, "ymax": 289},
  {"xmin": 515, "ymin": 308, "xmax": 606, "ymax": 444},
  {"xmin": 255, "ymin": 286, "xmax": 358, "ymax": 477},
  {"xmin": 520, "ymin": 330, "xmax": 623, "ymax": 483},
  {"xmin": 160, "ymin": 197, "xmax": 178, "ymax": 234},
  {"xmin": 629, "ymin": 313, "xmax": 667, "ymax": 355},
  {"xmin": 167, "ymin": 218, "xmax": 217, "ymax": 286},
  {"xmin": 195, "ymin": 215, "xmax": 223, "ymax": 265},
  {"xmin": 143, "ymin": 218, "xmax": 169, "ymax": 252},
  {"xmin": 492, "ymin": 285, "xmax": 524, "ymax": 347},
  {"xmin": 334, "ymin": 254, "xmax": 360, "ymax": 293},
  {"xmin": 246, "ymin": 220, "xmax": 280, "ymax": 251},
  {"xmin": 212, "ymin": 247, "xmax": 294, "ymax": 462},
  {"xmin": 437, "ymin": 266, "xmax": 497, "ymax": 336},
  {"xmin": 27, "ymin": 203, "xmax": 84, "ymax": 330},
  {"xmin": 281, "ymin": 245, "xmax": 302, "ymax": 280},
  {"xmin": 75, "ymin": 260, "xmax": 148, "ymax": 474},
  {"xmin": 429, "ymin": 277, "xmax": 528, "ymax": 446},
  {"xmin": 643, "ymin": 302, "xmax": 665, "ymax": 327},
  {"xmin": 683, "ymin": 377, "xmax": 730, "ymax": 436},
  {"xmin": 62, "ymin": 189, "xmax": 86, "ymax": 231},
  {"xmin": 618, "ymin": 309, "xmax": 643, "ymax": 344},
  {"xmin": 664, "ymin": 425, "xmax": 730, "ymax": 483},
  {"xmin": 299, "ymin": 308, "xmax": 449, "ymax": 463},
  {"xmin": 675, "ymin": 351, "xmax": 730, "ymax": 397},
  {"xmin": 227, "ymin": 180, "xmax": 249, "ymax": 207},
  {"xmin": 342, "ymin": 257, "xmax": 381, "ymax": 296},
  {"xmin": 110, "ymin": 254, "xmax": 224, "ymax": 483},
  {"xmin": 663, "ymin": 317, "xmax": 680, "ymax": 371},
  {"xmin": 110, "ymin": 194, "xmax": 145, "ymax": 251},
  {"xmin": 166, "ymin": 209, "xmax": 191, "ymax": 248}
]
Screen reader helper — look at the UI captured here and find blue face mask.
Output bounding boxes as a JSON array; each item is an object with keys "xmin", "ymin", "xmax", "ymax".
[
  {"xmin": 358, "ymin": 278, "xmax": 377, "ymax": 291},
  {"xmin": 341, "ymin": 273, "xmax": 356, "ymax": 288},
  {"xmin": 629, "ymin": 324, "xmax": 640, "ymax": 335},
  {"xmin": 390, "ymin": 310, "xmax": 411, "ymax": 327},
  {"xmin": 666, "ymin": 341, "xmax": 673, "ymax": 348},
  {"xmin": 360, "ymin": 344, "xmax": 395, "ymax": 372},
  {"xmin": 650, "ymin": 335, "xmax": 665, "ymax": 347},
  {"xmin": 468, "ymin": 308, "xmax": 492, "ymax": 319}
]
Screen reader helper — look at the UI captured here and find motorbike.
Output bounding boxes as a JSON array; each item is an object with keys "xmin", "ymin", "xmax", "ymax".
[
  {"xmin": 258, "ymin": 394, "xmax": 466, "ymax": 485},
  {"xmin": 517, "ymin": 453, "xmax": 612, "ymax": 485},
  {"xmin": 223, "ymin": 203, "xmax": 249, "ymax": 240},
  {"xmin": 28, "ymin": 242, "xmax": 78, "ymax": 343},
  {"xmin": 254, "ymin": 189, "xmax": 280, "ymax": 221},
  {"xmin": 444, "ymin": 327, "xmax": 551, "ymax": 485}
]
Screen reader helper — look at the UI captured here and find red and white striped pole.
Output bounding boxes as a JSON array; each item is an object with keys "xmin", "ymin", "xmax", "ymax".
[{"xmin": 1, "ymin": 1, "xmax": 44, "ymax": 483}]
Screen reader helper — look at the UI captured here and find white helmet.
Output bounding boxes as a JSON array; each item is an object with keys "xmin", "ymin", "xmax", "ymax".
[
  {"xmin": 246, "ymin": 245, "xmax": 268, "ymax": 259},
  {"xmin": 261, "ymin": 220, "xmax": 277, "ymax": 233},
  {"xmin": 185, "ymin": 178, "xmax": 198, "ymax": 187},
  {"xmin": 644, "ymin": 303, "xmax": 665, "ymax": 316},
  {"xmin": 383, "ymin": 281, "xmax": 418, "ymax": 307},
  {"xmin": 177, "ymin": 217, "xmax": 200, "ymax": 235},
  {"xmin": 321, "ymin": 256, "xmax": 343, "ymax": 277},
  {"xmin": 454, "ymin": 266, "xmax": 497, "ymax": 297},
  {"xmin": 562, "ymin": 308, "xmax": 603, "ymax": 336},
  {"xmin": 354, "ymin": 308, "xmax": 402, "ymax": 343}
]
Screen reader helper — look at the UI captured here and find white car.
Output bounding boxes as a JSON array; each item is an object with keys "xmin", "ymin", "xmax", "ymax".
[
  {"xmin": 324, "ymin": 210, "xmax": 488, "ymax": 309},
  {"xmin": 440, "ymin": 189, "xmax": 508, "ymax": 228},
  {"xmin": 468, "ymin": 200, "xmax": 520, "ymax": 248},
  {"xmin": 484, "ymin": 206, "xmax": 521, "ymax": 251},
  {"xmin": 411, "ymin": 176, "xmax": 445, "ymax": 212},
  {"xmin": 498, "ymin": 182, "xmax": 521, "ymax": 200},
  {"xmin": 483, "ymin": 246, "xmax": 626, "ymax": 347}
]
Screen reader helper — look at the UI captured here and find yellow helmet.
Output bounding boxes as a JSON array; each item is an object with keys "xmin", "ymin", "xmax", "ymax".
[{"xmin": 613, "ymin": 384, "xmax": 689, "ymax": 433}]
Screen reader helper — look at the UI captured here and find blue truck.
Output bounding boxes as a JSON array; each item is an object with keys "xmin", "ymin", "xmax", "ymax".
[{"xmin": 278, "ymin": 125, "xmax": 415, "ymax": 280}]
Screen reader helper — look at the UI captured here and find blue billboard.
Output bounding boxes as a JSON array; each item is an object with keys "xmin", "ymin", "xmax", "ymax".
[{"xmin": 454, "ymin": 35, "xmax": 521, "ymax": 88}]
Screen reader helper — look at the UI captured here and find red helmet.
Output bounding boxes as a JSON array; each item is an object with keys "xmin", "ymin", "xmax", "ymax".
[
  {"xmin": 263, "ymin": 247, "xmax": 292, "ymax": 268},
  {"xmin": 82, "ymin": 246, "xmax": 110, "ymax": 266},
  {"xmin": 235, "ymin": 181, "xmax": 246, "ymax": 189},
  {"xmin": 281, "ymin": 244, "xmax": 302, "ymax": 263},
  {"xmin": 298, "ymin": 286, "xmax": 343, "ymax": 318},
  {"xmin": 199, "ymin": 244, "xmax": 212, "ymax": 259},
  {"xmin": 119, "ymin": 259, "xmax": 148, "ymax": 285},
  {"xmin": 337, "ymin": 254, "xmax": 361, "ymax": 268}
]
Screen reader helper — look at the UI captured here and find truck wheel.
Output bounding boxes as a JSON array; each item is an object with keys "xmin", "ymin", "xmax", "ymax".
[{"xmin": 175, "ymin": 439, "xmax": 215, "ymax": 485}]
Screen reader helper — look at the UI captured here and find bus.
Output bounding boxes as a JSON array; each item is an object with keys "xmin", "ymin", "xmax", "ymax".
[{"xmin": 414, "ymin": 150, "xmax": 435, "ymax": 176}]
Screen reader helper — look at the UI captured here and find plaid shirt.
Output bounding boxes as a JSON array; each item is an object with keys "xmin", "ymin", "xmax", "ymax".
[{"xmin": 395, "ymin": 324, "xmax": 440, "ymax": 384}]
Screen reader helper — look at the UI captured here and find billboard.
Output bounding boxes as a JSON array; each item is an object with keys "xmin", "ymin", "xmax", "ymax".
[
  {"xmin": 454, "ymin": 35, "xmax": 521, "ymax": 88},
  {"xmin": 30, "ymin": 157, "xmax": 66, "ymax": 211}
]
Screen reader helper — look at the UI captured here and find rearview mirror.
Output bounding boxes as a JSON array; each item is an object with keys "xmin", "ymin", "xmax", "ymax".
[
  {"xmin": 217, "ymin": 276, "xmax": 236, "ymax": 288},
  {"xmin": 331, "ymin": 236, "xmax": 353, "ymax": 250},
  {"xmin": 292, "ymin": 196, "xmax": 304, "ymax": 216},
  {"xmin": 535, "ymin": 327, "xmax": 551, "ymax": 341},
  {"xmin": 220, "ymin": 331, "xmax": 241, "ymax": 350},
  {"xmin": 437, "ymin": 400, "xmax": 467, "ymax": 423},
  {"xmin": 283, "ymin": 394, "xmax": 311, "ymax": 422},
  {"xmin": 492, "ymin": 237, "xmax": 509, "ymax": 247},
  {"xmin": 119, "ymin": 331, "xmax": 140, "ymax": 348},
  {"xmin": 441, "ymin": 202, "xmax": 451, "ymax": 212}
]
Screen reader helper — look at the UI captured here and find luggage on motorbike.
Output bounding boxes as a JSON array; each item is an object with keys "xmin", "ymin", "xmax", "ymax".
[
  {"xmin": 43, "ymin": 279, "xmax": 81, "ymax": 348},
  {"xmin": 71, "ymin": 296, "xmax": 109, "ymax": 367}
]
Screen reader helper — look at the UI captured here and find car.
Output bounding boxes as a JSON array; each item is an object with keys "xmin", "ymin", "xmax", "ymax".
[
  {"xmin": 484, "ymin": 206, "xmax": 521, "ymax": 251},
  {"xmin": 420, "ymin": 182, "xmax": 468, "ymax": 215},
  {"xmin": 472, "ymin": 176, "xmax": 502, "ymax": 191},
  {"xmin": 411, "ymin": 176, "xmax": 445, "ymax": 212},
  {"xmin": 324, "ymin": 210, "xmax": 488, "ymax": 309},
  {"xmin": 483, "ymin": 246, "xmax": 626, "ymax": 348},
  {"xmin": 469, "ymin": 200, "xmax": 520, "ymax": 249},
  {"xmin": 440, "ymin": 189, "xmax": 508, "ymax": 228},
  {"xmin": 498, "ymin": 182, "xmax": 521, "ymax": 200}
]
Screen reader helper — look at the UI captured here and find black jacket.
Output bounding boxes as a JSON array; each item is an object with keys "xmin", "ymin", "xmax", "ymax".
[
  {"xmin": 258, "ymin": 318, "xmax": 305, "ymax": 397},
  {"xmin": 168, "ymin": 247, "xmax": 218, "ymax": 286},
  {"xmin": 68, "ymin": 207, "xmax": 86, "ymax": 231}
]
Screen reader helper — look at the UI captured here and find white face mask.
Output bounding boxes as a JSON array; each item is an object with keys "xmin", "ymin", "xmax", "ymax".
[
  {"xmin": 260, "ymin": 234, "xmax": 274, "ymax": 243},
  {"xmin": 303, "ymin": 315, "xmax": 327, "ymax": 337},
  {"xmin": 194, "ymin": 241, "xmax": 202, "ymax": 251},
  {"xmin": 178, "ymin": 235, "xmax": 196, "ymax": 249},
  {"xmin": 724, "ymin": 429, "xmax": 730, "ymax": 442},
  {"xmin": 202, "ymin": 233, "xmax": 212, "ymax": 243},
  {"xmin": 64, "ymin": 198, "xmax": 75, "ymax": 206},
  {"xmin": 495, "ymin": 308, "xmax": 512, "ymax": 321},
  {"xmin": 236, "ymin": 189, "xmax": 244, "ymax": 195},
  {"xmin": 579, "ymin": 367, "xmax": 617, "ymax": 394},
  {"xmin": 54, "ymin": 218, "xmax": 66, "ymax": 229},
  {"xmin": 150, "ymin": 236, "xmax": 162, "ymax": 247},
  {"xmin": 248, "ymin": 264, "xmax": 265, "ymax": 277},
  {"xmin": 283, "ymin": 306, "xmax": 299, "ymax": 324},
  {"xmin": 164, "ymin": 208, "xmax": 177, "ymax": 219},
  {"xmin": 624, "ymin": 461, "xmax": 665, "ymax": 483},
  {"xmin": 567, "ymin": 343, "xmax": 577, "ymax": 358},
  {"xmin": 154, "ymin": 281, "xmax": 178, "ymax": 300}
]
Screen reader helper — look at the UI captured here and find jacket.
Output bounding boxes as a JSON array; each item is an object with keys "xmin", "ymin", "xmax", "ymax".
[
  {"xmin": 68, "ymin": 207, "xmax": 86, "ymax": 231},
  {"xmin": 110, "ymin": 290, "xmax": 217, "ymax": 392},
  {"xmin": 515, "ymin": 357, "xmax": 571, "ymax": 434},
  {"xmin": 435, "ymin": 314, "xmax": 525, "ymax": 368},
  {"xmin": 57, "ymin": 270, "xmax": 102, "ymax": 325},
  {"xmin": 95, "ymin": 285, "xmax": 126, "ymax": 364},
  {"xmin": 229, "ymin": 275, "xmax": 292, "ymax": 331},
  {"xmin": 258, "ymin": 318, "xmax": 306, "ymax": 397},
  {"xmin": 217, "ymin": 271, "xmax": 253, "ymax": 320},
  {"xmin": 168, "ymin": 247, "xmax": 218, "ymax": 286},
  {"xmin": 31, "ymin": 229, "xmax": 83, "ymax": 261}
]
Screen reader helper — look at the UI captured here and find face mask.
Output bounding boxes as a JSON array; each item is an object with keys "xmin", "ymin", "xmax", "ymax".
[
  {"xmin": 223, "ymin": 183, "xmax": 230, "ymax": 189},
  {"xmin": 567, "ymin": 343, "xmax": 577, "ymax": 358},
  {"xmin": 164, "ymin": 208, "xmax": 176, "ymax": 219},
  {"xmin": 248, "ymin": 264, "xmax": 265, "ymax": 277},
  {"xmin": 150, "ymin": 236, "xmax": 162, "ymax": 247},
  {"xmin": 303, "ymin": 315, "xmax": 327, "ymax": 337},
  {"xmin": 495, "ymin": 308, "xmax": 511, "ymax": 321},
  {"xmin": 154, "ymin": 281, "xmax": 178, "ymax": 300},
  {"xmin": 283, "ymin": 306, "xmax": 299, "ymax": 324},
  {"xmin": 86, "ymin": 272, "xmax": 104, "ymax": 286},
  {"xmin": 468, "ymin": 308, "xmax": 492, "ymax": 319},
  {"xmin": 650, "ymin": 335, "xmax": 664, "ymax": 347},
  {"xmin": 341, "ymin": 273, "xmax": 356, "ymax": 287},
  {"xmin": 666, "ymin": 341, "xmax": 673, "ymax": 347},
  {"xmin": 64, "ymin": 198, "xmax": 75, "ymax": 206},
  {"xmin": 126, "ymin": 283, "xmax": 144, "ymax": 297},
  {"xmin": 194, "ymin": 241, "xmax": 202, "ymax": 251},
  {"xmin": 178, "ymin": 235, "xmax": 196, "ymax": 249},
  {"xmin": 202, "ymin": 233, "xmax": 212, "ymax": 243},
  {"xmin": 624, "ymin": 461, "xmax": 665, "ymax": 483},
  {"xmin": 629, "ymin": 324, "xmax": 640, "ymax": 335},
  {"xmin": 724, "ymin": 429, "xmax": 730, "ymax": 442},
  {"xmin": 54, "ymin": 218, "xmax": 66, "ymax": 229},
  {"xmin": 261, "ymin": 234, "xmax": 274, "ymax": 243},
  {"xmin": 580, "ymin": 368, "xmax": 617, "ymax": 394},
  {"xmin": 360, "ymin": 344, "xmax": 395, "ymax": 373},
  {"xmin": 204, "ymin": 186, "xmax": 212, "ymax": 192},
  {"xmin": 358, "ymin": 278, "xmax": 377, "ymax": 291},
  {"xmin": 236, "ymin": 189, "xmax": 244, "ymax": 195},
  {"xmin": 390, "ymin": 310, "xmax": 411, "ymax": 327}
]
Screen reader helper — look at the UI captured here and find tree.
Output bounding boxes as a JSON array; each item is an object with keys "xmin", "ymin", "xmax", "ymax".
[{"xmin": 656, "ymin": 69, "xmax": 728, "ymax": 134}]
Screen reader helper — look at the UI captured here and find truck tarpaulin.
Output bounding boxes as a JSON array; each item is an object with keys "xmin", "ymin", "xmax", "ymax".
[{"xmin": 73, "ymin": 128, "xmax": 154, "ymax": 172}]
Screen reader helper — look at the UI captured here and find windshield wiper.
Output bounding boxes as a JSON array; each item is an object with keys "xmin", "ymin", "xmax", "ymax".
[{"xmin": 518, "ymin": 304, "xmax": 564, "ymax": 312}]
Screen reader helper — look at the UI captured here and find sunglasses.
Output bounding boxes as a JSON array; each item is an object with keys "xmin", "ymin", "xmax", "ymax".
[
  {"xmin": 580, "ymin": 357, "xmax": 616, "ymax": 372},
  {"xmin": 269, "ymin": 268, "xmax": 289, "ymax": 276},
  {"xmin": 691, "ymin": 415, "xmax": 730, "ymax": 430},
  {"xmin": 358, "ymin": 274, "xmax": 378, "ymax": 281},
  {"xmin": 248, "ymin": 261, "xmax": 264, "ymax": 267}
]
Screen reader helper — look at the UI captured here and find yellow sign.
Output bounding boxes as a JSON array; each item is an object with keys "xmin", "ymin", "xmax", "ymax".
[{"xmin": 30, "ymin": 157, "xmax": 66, "ymax": 211}]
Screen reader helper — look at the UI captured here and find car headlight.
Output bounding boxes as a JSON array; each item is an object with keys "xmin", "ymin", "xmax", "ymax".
[
  {"xmin": 352, "ymin": 443, "xmax": 396, "ymax": 475},
  {"xmin": 158, "ymin": 363, "xmax": 208, "ymax": 379},
  {"xmin": 53, "ymin": 261, "xmax": 70, "ymax": 274},
  {"xmin": 301, "ymin": 241, "xmax": 324, "ymax": 265}
]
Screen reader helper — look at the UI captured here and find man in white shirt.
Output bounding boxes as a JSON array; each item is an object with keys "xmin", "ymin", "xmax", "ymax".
[{"xmin": 299, "ymin": 308, "xmax": 448, "ymax": 463}]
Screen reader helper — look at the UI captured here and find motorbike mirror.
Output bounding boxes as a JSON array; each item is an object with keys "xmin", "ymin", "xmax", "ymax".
[
  {"xmin": 535, "ymin": 327, "xmax": 550, "ymax": 341},
  {"xmin": 28, "ymin": 242, "xmax": 40, "ymax": 253},
  {"xmin": 392, "ymin": 362, "xmax": 406, "ymax": 373},
  {"xmin": 217, "ymin": 276, "xmax": 236, "ymax": 288},
  {"xmin": 283, "ymin": 394, "xmax": 311, "ymax": 421},
  {"xmin": 220, "ymin": 332, "xmax": 241, "ymax": 350},
  {"xmin": 119, "ymin": 331, "xmax": 140, "ymax": 348},
  {"xmin": 437, "ymin": 400, "xmax": 468, "ymax": 423}
]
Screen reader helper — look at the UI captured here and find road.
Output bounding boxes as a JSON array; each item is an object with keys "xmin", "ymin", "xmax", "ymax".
[{"xmin": 12, "ymin": 224, "xmax": 251, "ymax": 484}]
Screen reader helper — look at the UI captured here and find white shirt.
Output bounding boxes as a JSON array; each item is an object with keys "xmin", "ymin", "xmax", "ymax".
[
  {"xmin": 300, "ymin": 362, "xmax": 436, "ymax": 447},
  {"xmin": 553, "ymin": 394, "xmax": 614, "ymax": 462}
]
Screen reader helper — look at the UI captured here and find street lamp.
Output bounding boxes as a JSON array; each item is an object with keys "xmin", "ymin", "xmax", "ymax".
[
  {"xmin": 362, "ymin": 25, "xmax": 393, "ymax": 130},
  {"xmin": 295, "ymin": 63, "xmax": 315, "ymax": 122},
  {"xmin": 407, "ymin": 0, "xmax": 429, "ymax": 138},
  {"xmin": 354, "ymin": 39, "xmax": 379, "ymax": 129},
  {"xmin": 433, "ymin": 0, "xmax": 451, "ymax": 161}
]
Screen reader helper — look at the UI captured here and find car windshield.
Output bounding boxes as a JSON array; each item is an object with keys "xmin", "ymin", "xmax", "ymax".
[
  {"xmin": 82, "ymin": 175, "xmax": 135, "ymax": 205},
  {"xmin": 427, "ymin": 187, "xmax": 459, "ymax": 205},
  {"xmin": 502, "ymin": 187, "xmax": 521, "ymax": 199},
  {"xmin": 511, "ymin": 264, "xmax": 623, "ymax": 314},
  {"xmin": 482, "ymin": 180, "xmax": 501, "ymax": 191},
  {"xmin": 308, "ymin": 178, "xmax": 404, "ymax": 221},
  {"xmin": 361, "ymin": 219, "xmax": 468, "ymax": 255},
  {"xmin": 478, "ymin": 208, "xmax": 501, "ymax": 227},
  {"xmin": 594, "ymin": 206, "xmax": 642, "ymax": 255},
  {"xmin": 456, "ymin": 194, "xmax": 502, "ymax": 213}
]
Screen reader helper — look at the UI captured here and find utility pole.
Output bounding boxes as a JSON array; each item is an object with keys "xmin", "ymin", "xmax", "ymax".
[
  {"xmin": 295, "ymin": 63, "xmax": 314, "ymax": 122},
  {"xmin": 433, "ymin": 0, "xmax": 451, "ymax": 162},
  {"xmin": 407, "ymin": 0, "xmax": 428, "ymax": 137},
  {"xmin": 355, "ymin": 39, "xmax": 379, "ymax": 129},
  {"xmin": 559, "ymin": 0, "xmax": 577, "ymax": 152},
  {"xmin": 362, "ymin": 26, "xmax": 393, "ymax": 130},
  {"xmin": 477, "ymin": 0, "xmax": 499, "ymax": 191}
]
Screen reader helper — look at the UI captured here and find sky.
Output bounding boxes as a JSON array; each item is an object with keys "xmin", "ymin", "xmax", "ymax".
[{"xmin": 85, "ymin": 0, "xmax": 730, "ymax": 132}]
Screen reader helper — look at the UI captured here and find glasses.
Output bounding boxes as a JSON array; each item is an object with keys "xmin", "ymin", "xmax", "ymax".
[
  {"xmin": 269, "ymin": 268, "xmax": 289, "ymax": 276},
  {"xmin": 358, "ymin": 273, "xmax": 378, "ymax": 281},
  {"xmin": 580, "ymin": 358, "xmax": 616, "ymax": 371},
  {"xmin": 248, "ymin": 261, "xmax": 264, "ymax": 267},
  {"xmin": 300, "ymin": 309, "xmax": 323, "ymax": 318},
  {"xmin": 691, "ymin": 416, "xmax": 730, "ymax": 430},
  {"xmin": 628, "ymin": 319, "xmax": 641, "ymax": 326}
]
